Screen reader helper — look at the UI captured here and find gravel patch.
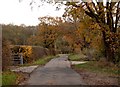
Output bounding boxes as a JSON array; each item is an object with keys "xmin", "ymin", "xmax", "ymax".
[
  {"xmin": 11, "ymin": 65, "xmax": 39, "ymax": 73},
  {"xmin": 71, "ymin": 61, "xmax": 87, "ymax": 65}
]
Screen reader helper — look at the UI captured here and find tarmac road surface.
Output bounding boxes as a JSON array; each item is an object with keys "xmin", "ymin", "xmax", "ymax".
[{"xmin": 26, "ymin": 54, "xmax": 86, "ymax": 85}]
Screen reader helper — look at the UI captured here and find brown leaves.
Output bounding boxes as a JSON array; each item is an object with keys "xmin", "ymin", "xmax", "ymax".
[{"xmin": 38, "ymin": 17, "xmax": 59, "ymax": 49}]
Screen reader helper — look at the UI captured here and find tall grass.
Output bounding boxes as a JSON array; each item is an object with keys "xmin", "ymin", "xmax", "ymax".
[{"xmin": 2, "ymin": 71, "xmax": 17, "ymax": 85}]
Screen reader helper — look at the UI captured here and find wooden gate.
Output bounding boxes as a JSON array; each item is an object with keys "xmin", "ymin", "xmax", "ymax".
[{"xmin": 12, "ymin": 53, "xmax": 23, "ymax": 65}]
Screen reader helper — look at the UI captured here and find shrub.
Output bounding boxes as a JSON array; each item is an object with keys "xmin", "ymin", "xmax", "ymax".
[
  {"xmin": 97, "ymin": 58, "xmax": 115, "ymax": 68},
  {"xmin": 31, "ymin": 46, "xmax": 50, "ymax": 61},
  {"xmin": 82, "ymin": 48, "xmax": 94, "ymax": 61}
]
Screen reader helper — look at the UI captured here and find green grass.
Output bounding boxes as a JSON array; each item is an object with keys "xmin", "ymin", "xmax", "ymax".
[
  {"xmin": 69, "ymin": 54, "xmax": 80, "ymax": 61},
  {"xmin": 0, "ymin": 73, "xmax": 2, "ymax": 86},
  {"xmin": 2, "ymin": 71, "xmax": 18, "ymax": 85},
  {"xmin": 69, "ymin": 53, "xmax": 87, "ymax": 61},
  {"xmin": 73, "ymin": 61, "xmax": 119, "ymax": 75},
  {"xmin": 32, "ymin": 56, "xmax": 56, "ymax": 65},
  {"xmin": 20, "ymin": 55, "xmax": 59, "ymax": 66}
]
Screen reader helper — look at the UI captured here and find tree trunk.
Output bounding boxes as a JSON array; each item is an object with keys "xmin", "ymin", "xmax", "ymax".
[{"xmin": 102, "ymin": 31, "xmax": 115, "ymax": 63}]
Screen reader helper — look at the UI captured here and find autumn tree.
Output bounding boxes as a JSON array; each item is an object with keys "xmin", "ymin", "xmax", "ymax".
[
  {"xmin": 63, "ymin": 4, "xmax": 95, "ymax": 54},
  {"xmin": 37, "ymin": 17, "xmax": 61, "ymax": 55},
  {"xmin": 19, "ymin": 0, "xmax": 120, "ymax": 62},
  {"xmin": 65, "ymin": 1, "xmax": 120, "ymax": 63}
]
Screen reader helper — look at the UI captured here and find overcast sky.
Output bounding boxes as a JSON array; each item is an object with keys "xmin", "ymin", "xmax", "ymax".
[{"xmin": 0, "ymin": 0, "xmax": 65, "ymax": 26}]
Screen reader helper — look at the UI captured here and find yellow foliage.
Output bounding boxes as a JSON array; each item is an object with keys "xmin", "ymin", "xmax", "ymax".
[
  {"xmin": 21, "ymin": 46, "xmax": 32, "ymax": 62},
  {"xmin": 11, "ymin": 45, "xmax": 33, "ymax": 63}
]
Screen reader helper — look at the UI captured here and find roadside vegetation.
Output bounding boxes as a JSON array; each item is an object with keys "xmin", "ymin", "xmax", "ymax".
[
  {"xmin": 2, "ymin": 71, "xmax": 24, "ymax": 85},
  {"xmin": 21, "ymin": 55, "xmax": 59, "ymax": 66},
  {"xmin": 2, "ymin": 0, "xmax": 120, "ymax": 86},
  {"xmin": 2, "ymin": 71, "xmax": 17, "ymax": 85},
  {"xmin": 73, "ymin": 60, "xmax": 119, "ymax": 75},
  {"xmin": 69, "ymin": 53, "xmax": 119, "ymax": 75},
  {"xmin": 32, "ymin": 55, "xmax": 58, "ymax": 65},
  {"xmin": 2, "ymin": 55, "xmax": 57, "ymax": 85},
  {"xmin": 68, "ymin": 53, "xmax": 87, "ymax": 61},
  {"xmin": 69, "ymin": 53, "xmax": 119, "ymax": 85}
]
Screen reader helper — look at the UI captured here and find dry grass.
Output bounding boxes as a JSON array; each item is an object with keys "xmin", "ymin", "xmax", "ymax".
[{"xmin": 72, "ymin": 59, "xmax": 119, "ymax": 85}]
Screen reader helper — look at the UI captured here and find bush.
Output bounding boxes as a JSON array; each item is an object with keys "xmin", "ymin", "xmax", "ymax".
[
  {"xmin": 82, "ymin": 48, "xmax": 94, "ymax": 61},
  {"xmin": 96, "ymin": 58, "xmax": 114, "ymax": 68},
  {"xmin": 82, "ymin": 48, "xmax": 104, "ymax": 61},
  {"xmin": 31, "ymin": 46, "xmax": 50, "ymax": 61},
  {"xmin": 93, "ymin": 50, "xmax": 104, "ymax": 61}
]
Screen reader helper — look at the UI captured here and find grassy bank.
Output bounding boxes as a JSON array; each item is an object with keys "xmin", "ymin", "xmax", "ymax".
[
  {"xmin": 2, "ymin": 71, "xmax": 24, "ymax": 85},
  {"xmin": 68, "ymin": 53, "xmax": 87, "ymax": 61},
  {"xmin": 2, "ymin": 71, "xmax": 16, "ymax": 85},
  {"xmin": 69, "ymin": 54, "xmax": 119, "ymax": 85},
  {"xmin": 73, "ymin": 61, "xmax": 119, "ymax": 76},
  {"xmin": 21, "ymin": 55, "xmax": 58, "ymax": 66},
  {"xmin": 72, "ymin": 61, "xmax": 119, "ymax": 85},
  {"xmin": 69, "ymin": 54, "xmax": 119, "ymax": 75},
  {"xmin": 32, "ymin": 55, "xmax": 57, "ymax": 65}
]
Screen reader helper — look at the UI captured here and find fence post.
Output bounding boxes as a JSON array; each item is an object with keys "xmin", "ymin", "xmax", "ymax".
[{"xmin": 20, "ymin": 53, "xmax": 23, "ymax": 65}]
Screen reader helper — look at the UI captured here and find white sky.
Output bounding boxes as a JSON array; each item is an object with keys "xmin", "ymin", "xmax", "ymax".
[{"xmin": 0, "ymin": 0, "xmax": 65, "ymax": 26}]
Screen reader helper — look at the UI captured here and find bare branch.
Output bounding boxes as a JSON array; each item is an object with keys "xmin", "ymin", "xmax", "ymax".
[{"xmin": 114, "ymin": 1, "xmax": 120, "ymax": 32}]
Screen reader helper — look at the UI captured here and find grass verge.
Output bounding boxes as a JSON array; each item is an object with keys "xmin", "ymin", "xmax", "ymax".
[
  {"xmin": 73, "ymin": 61, "xmax": 119, "ymax": 76},
  {"xmin": 19, "ymin": 55, "xmax": 59, "ymax": 67},
  {"xmin": 69, "ymin": 54, "xmax": 119, "ymax": 75},
  {"xmin": 68, "ymin": 53, "xmax": 87, "ymax": 61},
  {"xmin": 32, "ymin": 55, "xmax": 57, "ymax": 65},
  {"xmin": 2, "ymin": 71, "xmax": 24, "ymax": 85}
]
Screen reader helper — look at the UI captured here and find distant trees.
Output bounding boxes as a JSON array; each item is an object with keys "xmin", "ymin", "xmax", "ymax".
[{"xmin": 2, "ymin": 24, "xmax": 36, "ymax": 45}]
